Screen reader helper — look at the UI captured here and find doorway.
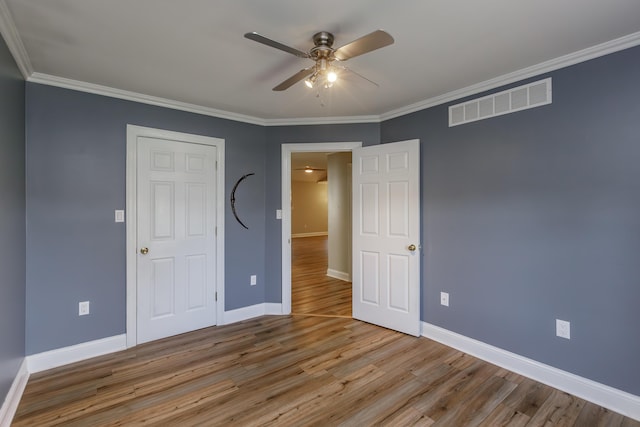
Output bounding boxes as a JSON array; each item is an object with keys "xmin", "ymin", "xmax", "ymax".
[
  {"xmin": 281, "ymin": 142, "xmax": 362, "ymax": 315},
  {"xmin": 290, "ymin": 151, "xmax": 352, "ymax": 317}
]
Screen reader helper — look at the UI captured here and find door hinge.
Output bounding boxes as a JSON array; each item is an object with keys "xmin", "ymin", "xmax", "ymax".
[
  {"xmin": 215, "ymin": 226, "xmax": 217, "ymax": 236},
  {"xmin": 215, "ymin": 291, "xmax": 218, "ymax": 302}
]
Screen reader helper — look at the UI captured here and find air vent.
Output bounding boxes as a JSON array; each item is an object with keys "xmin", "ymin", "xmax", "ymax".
[{"xmin": 449, "ymin": 78, "xmax": 552, "ymax": 127}]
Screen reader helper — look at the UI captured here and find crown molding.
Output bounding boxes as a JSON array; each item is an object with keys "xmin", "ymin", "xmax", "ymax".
[
  {"xmin": 0, "ymin": 0, "xmax": 32, "ymax": 78},
  {"xmin": 380, "ymin": 30, "xmax": 640, "ymax": 121},
  {"xmin": 27, "ymin": 73, "xmax": 269, "ymax": 126},
  {"xmin": 20, "ymin": 30, "xmax": 640, "ymax": 127},
  {"xmin": 264, "ymin": 115, "xmax": 380, "ymax": 126},
  {"xmin": 28, "ymin": 72, "xmax": 382, "ymax": 127}
]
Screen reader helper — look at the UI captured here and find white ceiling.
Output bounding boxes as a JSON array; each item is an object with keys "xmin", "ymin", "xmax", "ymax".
[{"xmin": 3, "ymin": 1, "xmax": 640, "ymax": 121}]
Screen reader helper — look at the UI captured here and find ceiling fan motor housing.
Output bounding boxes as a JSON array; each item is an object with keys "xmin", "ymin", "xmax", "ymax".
[{"xmin": 310, "ymin": 31, "xmax": 335, "ymax": 60}]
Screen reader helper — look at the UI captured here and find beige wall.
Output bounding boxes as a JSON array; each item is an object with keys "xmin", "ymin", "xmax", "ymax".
[
  {"xmin": 327, "ymin": 152, "xmax": 352, "ymax": 281},
  {"xmin": 291, "ymin": 180, "xmax": 328, "ymax": 236}
]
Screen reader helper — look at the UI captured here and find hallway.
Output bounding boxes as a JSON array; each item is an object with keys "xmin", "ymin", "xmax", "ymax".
[{"xmin": 291, "ymin": 235, "xmax": 351, "ymax": 317}]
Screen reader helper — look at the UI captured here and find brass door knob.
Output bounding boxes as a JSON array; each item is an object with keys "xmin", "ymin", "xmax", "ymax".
[
  {"xmin": 407, "ymin": 244, "xmax": 417, "ymax": 252},
  {"xmin": 140, "ymin": 247, "xmax": 149, "ymax": 255}
]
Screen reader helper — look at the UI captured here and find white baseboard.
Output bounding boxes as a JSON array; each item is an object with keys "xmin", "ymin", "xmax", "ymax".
[
  {"xmin": 421, "ymin": 322, "xmax": 640, "ymax": 421},
  {"xmin": 265, "ymin": 303, "xmax": 283, "ymax": 315},
  {"xmin": 326, "ymin": 268, "xmax": 351, "ymax": 282},
  {"xmin": 26, "ymin": 334, "xmax": 127, "ymax": 374},
  {"xmin": 26, "ymin": 305, "xmax": 286, "ymax": 374},
  {"xmin": 224, "ymin": 303, "xmax": 284, "ymax": 324},
  {"xmin": 0, "ymin": 359, "xmax": 29, "ymax": 427},
  {"xmin": 291, "ymin": 232, "xmax": 328, "ymax": 238}
]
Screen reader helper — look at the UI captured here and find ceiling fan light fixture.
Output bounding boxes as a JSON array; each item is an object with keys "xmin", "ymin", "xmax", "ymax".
[
  {"xmin": 305, "ymin": 72, "xmax": 318, "ymax": 88},
  {"xmin": 245, "ymin": 29, "xmax": 393, "ymax": 92},
  {"xmin": 304, "ymin": 166, "xmax": 314, "ymax": 173}
]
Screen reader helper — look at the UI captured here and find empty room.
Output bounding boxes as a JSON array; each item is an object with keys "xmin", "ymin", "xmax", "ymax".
[{"xmin": 1, "ymin": 1, "xmax": 639, "ymax": 425}]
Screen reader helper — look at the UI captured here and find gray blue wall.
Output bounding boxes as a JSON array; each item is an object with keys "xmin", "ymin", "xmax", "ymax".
[
  {"xmin": 15, "ymin": 38, "xmax": 640, "ymax": 399},
  {"xmin": 25, "ymin": 84, "xmax": 267, "ymax": 354},
  {"xmin": 24, "ymin": 86, "xmax": 381, "ymax": 355},
  {"xmin": 381, "ymin": 45, "xmax": 640, "ymax": 395},
  {"xmin": 0, "ymin": 36, "xmax": 26, "ymax": 402},
  {"xmin": 264, "ymin": 124, "xmax": 380, "ymax": 302}
]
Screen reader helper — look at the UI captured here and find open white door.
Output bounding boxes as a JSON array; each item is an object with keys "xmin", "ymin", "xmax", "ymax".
[{"xmin": 352, "ymin": 139, "xmax": 421, "ymax": 336}]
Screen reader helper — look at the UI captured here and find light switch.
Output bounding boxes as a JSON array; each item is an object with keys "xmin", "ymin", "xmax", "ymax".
[
  {"xmin": 276, "ymin": 209, "xmax": 282, "ymax": 219},
  {"xmin": 115, "ymin": 210, "xmax": 125, "ymax": 223}
]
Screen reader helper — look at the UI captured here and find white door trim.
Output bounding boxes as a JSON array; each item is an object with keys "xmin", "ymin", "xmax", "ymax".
[
  {"xmin": 281, "ymin": 142, "xmax": 362, "ymax": 314},
  {"xmin": 126, "ymin": 125, "xmax": 225, "ymax": 348}
]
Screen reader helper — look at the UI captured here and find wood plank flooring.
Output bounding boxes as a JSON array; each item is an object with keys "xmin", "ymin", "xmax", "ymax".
[
  {"xmin": 12, "ymin": 236, "xmax": 639, "ymax": 425},
  {"xmin": 13, "ymin": 316, "xmax": 638, "ymax": 426},
  {"xmin": 291, "ymin": 235, "xmax": 351, "ymax": 317}
]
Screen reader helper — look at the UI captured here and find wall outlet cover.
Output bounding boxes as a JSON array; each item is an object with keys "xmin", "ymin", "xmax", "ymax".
[
  {"xmin": 79, "ymin": 301, "xmax": 90, "ymax": 316},
  {"xmin": 440, "ymin": 292, "xmax": 449, "ymax": 307},
  {"xmin": 556, "ymin": 319, "xmax": 570, "ymax": 339}
]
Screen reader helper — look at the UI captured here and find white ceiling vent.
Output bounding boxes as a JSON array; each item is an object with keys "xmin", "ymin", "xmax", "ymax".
[{"xmin": 449, "ymin": 78, "xmax": 552, "ymax": 127}]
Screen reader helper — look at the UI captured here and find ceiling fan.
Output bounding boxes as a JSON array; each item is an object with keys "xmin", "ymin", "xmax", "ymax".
[{"xmin": 244, "ymin": 29, "xmax": 394, "ymax": 91}]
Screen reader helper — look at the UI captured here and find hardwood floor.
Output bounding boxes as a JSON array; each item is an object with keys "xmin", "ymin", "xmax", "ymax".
[
  {"xmin": 291, "ymin": 235, "xmax": 351, "ymax": 318},
  {"xmin": 13, "ymin": 316, "xmax": 639, "ymax": 426},
  {"xmin": 12, "ymin": 237, "xmax": 638, "ymax": 425}
]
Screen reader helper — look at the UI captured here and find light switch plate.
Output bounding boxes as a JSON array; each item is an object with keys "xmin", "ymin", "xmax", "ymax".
[
  {"xmin": 115, "ymin": 210, "xmax": 125, "ymax": 223},
  {"xmin": 276, "ymin": 209, "xmax": 282, "ymax": 219}
]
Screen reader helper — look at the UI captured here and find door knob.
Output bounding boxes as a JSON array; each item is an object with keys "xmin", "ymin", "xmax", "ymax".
[
  {"xmin": 407, "ymin": 244, "xmax": 417, "ymax": 252},
  {"xmin": 140, "ymin": 247, "xmax": 149, "ymax": 255}
]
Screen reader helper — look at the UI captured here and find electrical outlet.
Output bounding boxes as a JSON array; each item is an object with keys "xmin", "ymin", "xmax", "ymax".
[
  {"xmin": 250, "ymin": 275, "xmax": 257, "ymax": 286},
  {"xmin": 440, "ymin": 292, "xmax": 449, "ymax": 307},
  {"xmin": 79, "ymin": 301, "xmax": 90, "ymax": 316},
  {"xmin": 556, "ymin": 319, "xmax": 570, "ymax": 339}
]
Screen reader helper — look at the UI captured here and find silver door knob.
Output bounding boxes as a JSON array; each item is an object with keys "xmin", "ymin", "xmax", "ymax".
[
  {"xmin": 140, "ymin": 247, "xmax": 149, "ymax": 255},
  {"xmin": 407, "ymin": 244, "xmax": 417, "ymax": 252}
]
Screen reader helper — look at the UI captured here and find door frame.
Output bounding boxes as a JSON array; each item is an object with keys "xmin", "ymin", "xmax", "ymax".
[
  {"xmin": 281, "ymin": 142, "xmax": 362, "ymax": 314},
  {"xmin": 125, "ymin": 125, "xmax": 225, "ymax": 348}
]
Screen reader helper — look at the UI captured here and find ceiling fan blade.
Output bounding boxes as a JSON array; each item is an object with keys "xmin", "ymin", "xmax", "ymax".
[
  {"xmin": 244, "ymin": 32, "xmax": 309, "ymax": 58},
  {"xmin": 273, "ymin": 68, "xmax": 314, "ymax": 91},
  {"xmin": 333, "ymin": 30, "xmax": 394, "ymax": 61},
  {"xmin": 337, "ymin": 65, "xmax": 379, "ymax": 87}
]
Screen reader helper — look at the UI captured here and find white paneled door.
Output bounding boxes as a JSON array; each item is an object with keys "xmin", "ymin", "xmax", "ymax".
[
  {"xmin": 136, "ymin": 136, "xmax": 218, "ymax": 344},
  {"xmin": 352, "ymin": 140, "xmax": 421, "ymax": 336}
]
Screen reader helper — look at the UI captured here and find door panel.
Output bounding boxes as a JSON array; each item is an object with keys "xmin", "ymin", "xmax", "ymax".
[
  {"xmin": 186, "ymin": 254, "xmax": 207, "ymax": 310},
  {"xmin": 150, "ymin": 257, "xmax": 175, "ymax": 318},
  {"xmin": 186, "ymin": 183, "xmax": 206, "ymax": 236},
  {"xmin": 361, "ymin": 251, "xmax": 380, "ymax": 304},
  {"xmin": 152, "ymin": 182, "xmax": 175, "ymax": 239},
  {"xmin": 352, "ymin": 139, "xmax": 420, "ymax": 336},
  {"xmin": 137, "ymin": 137, "xmax": 217, "ymax": 344}
]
